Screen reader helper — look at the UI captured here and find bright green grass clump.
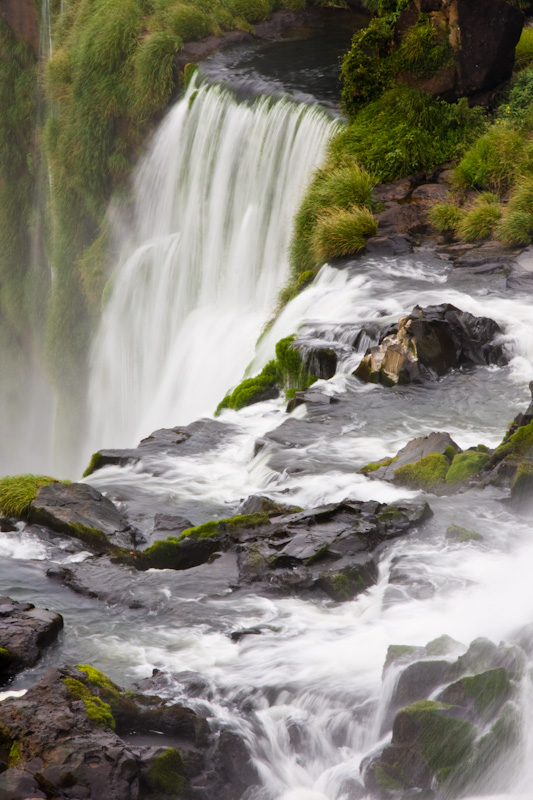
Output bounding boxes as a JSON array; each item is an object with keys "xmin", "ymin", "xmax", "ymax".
[
  {"xmin": 0, "ymin": 474, "xmax": 66, "ymax": 519},
  {"xmin": 456, "ymin": 194, "xmax": 502, "ymax": 242},
  {"xmin": 312, "ymin": 206, "xmax": 378, "ymax": 262},
  {"xmin": 394, "ymin": 452, "xmax": 450, "ymax": 491},
  {"xmin": 453, "ymin": 125, "xmax": 533, "ymax": 192},
  {"xmin": 428, "ymin": 202, "xmax": 463, "ymax": 235}
]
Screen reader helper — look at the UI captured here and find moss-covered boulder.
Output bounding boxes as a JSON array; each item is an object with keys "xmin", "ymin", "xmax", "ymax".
[{"xmin": 438, "ymin": 668, "xmax": 512, "ymax": 721}]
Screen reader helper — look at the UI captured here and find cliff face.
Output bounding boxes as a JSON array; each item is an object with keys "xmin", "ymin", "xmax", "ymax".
[
  {"xmin": 398, "ymin": 0, "xmax": 525, "ymax": 100},
  {"xmin": 0, "ymin": 0, "xmax": 38, "ymax": 52}
]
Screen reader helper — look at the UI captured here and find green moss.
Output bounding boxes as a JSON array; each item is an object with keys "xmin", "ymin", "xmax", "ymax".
[
  {"xmin": 445, "ymin": 450, "xmax": 490, "ymax": 484},
  {"xmin": 493, "ymin": 420, "xmax": 533, "ymax": 461},
  {"xmin": 385, "ymin": 644, "xmax": 419, "ymax": 665},
  {"xmin": 515, "ymin": 29, "xmax": 533, "ymax": 72},
  {"xmin": 375, "ymin": 764, "xmax": 403, "ymax": 791},
  {"xmin": 77, "ymin": 664, "xmax": 119, "ymax": 694},
  {"xmin": 400, "ymin": 700, "xmax": 476, "ymax": 776},
  {"xmin": 179, "ymin": 512, "xmax": 270, "ymax": 539},
  {"xmin": 82, "ymin": 452, "xmax": 105, "ymax": 478},
  {"xmin": 394, "ymin": 452, "xmax": 449, "ymax": 491},
  {"xmin": 459, "ymin": 668, "xmax": 512, "ymax": 717},
  {"xmin": 69, "ymin": 523, "xmax": 112, "ymax": 552},
  {"xmin": 217, "ymin": 335, "xmax": 316, "ymax": 414},
  {"xmin": 446, "ymin": 524, "xmax": 483, "ymax": 543},
  {"xmin": 63, "ymin": 677, "xmax": 116, "ymax": 729},
  {"xmin": 148, "ymin": 747, "xmax": 186, "ymax": 795},
  {"xmin": 511, "ymin": 460, "xmax": 533, "ymax": 501},
  {"xmin": 0, "ymin": 474, "xmax": 68, "ymax": 519},
  {"xmin": 332, "ymin": 573, "xmax": 350, "ymax": 599},
  {"xmin": 8, "ymin": 740, "xmax": 20, "ymax": 766},
  {"xmin": 361, "ymin": 456, "xmax": 396, "ymax": 474}
]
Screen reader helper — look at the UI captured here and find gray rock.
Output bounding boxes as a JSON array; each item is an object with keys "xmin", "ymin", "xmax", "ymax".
[
  {"xmin": 372, "ymin": 431, "xmax": 460, "ymax": 481},
  {"xmin": 0, "ymin": 597, "xmax": 63, "ymax": 684},
  {"xmin": 30, "ymin": 482, "xmax": 135, "ymax": 552}
]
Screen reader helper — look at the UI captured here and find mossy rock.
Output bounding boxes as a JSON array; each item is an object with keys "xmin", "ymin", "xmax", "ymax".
[
  {"xmin": 361, "ymin": 456, "xmax": 396, "ymax": 475},
  {"xmin": 146, "ymin": 747, "xmax": 186, "ymax": 795},
  {"xmin": 394, "ymin": 452, "xmax": 449, "ymax": 491},
  {"xmin": 511, "ymin": 459, "xmax": 533, "ymax": 504},
  {"xmin": 445, "ymin": 450, "xmax": 490, "ymax": 484},
  {"xmin": 63, "ymin": 676, "xmax": 116, "ymax": 729},
  {"xmin": 446, "ymin": 524, "xmax": 483, "ymax": 543},
  {"xmin": 316, "ymin": 561, "xmax": 378, "ymax": 602},
  {"xmin": 439, "ymin": 668, "xmax": 512, "ymax": 721},
  {"xmin": 0, "ymin": 474, "xmax": 69, "ymax": 519}
]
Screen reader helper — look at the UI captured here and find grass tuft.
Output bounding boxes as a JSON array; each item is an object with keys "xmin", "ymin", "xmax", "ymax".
[
  {"xmin": 428, "ymin": 202, "xmax": 463, "ymax": 235},
  {"xmin": 312, "ymin": 206, "xmax": 377, "ymax": 261},
  {"xmin": 0, "ymin": 474, "xmax": 67, "ymax": 519}
]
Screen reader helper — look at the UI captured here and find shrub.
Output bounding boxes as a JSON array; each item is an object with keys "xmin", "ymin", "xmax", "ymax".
[
  {"xmin": 428, "ymin": 202, "xmax": 463, "ymax": 235},
  {"xmin": 495, "ymin": 210, "xmax": 533, "ymax": 246},
  {"xmin": 312, "ymin": 206, "xmax": 378, "ymax": 261},
  {"xmin": 133, "ymin": 30, "xmax": 183, "ymax": 115}
]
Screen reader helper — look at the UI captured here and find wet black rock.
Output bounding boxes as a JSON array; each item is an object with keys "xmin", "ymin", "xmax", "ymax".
[
  {"xmin": 354, "ymin": 303, "xmax": 508, "ymax": 387},
  {"xmin": 0, "ymin": 597, "xmax": 63, "ymax": 684},
  {"xmin": 29, "ymin": 482, "xmax": 136, "ymax": 552},
  {"xmin": 369, "ymin": 431, "xmax": 460, "ymax": 482},
  {"xmin": 286, "ymin": 388, "xmax": 341, "ymax": 413}
]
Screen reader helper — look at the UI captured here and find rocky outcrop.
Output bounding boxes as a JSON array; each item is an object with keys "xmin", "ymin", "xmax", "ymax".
[
  {"xmin": 0, "ymin": 0, "xmax": 38, "ymax": 52},
  {"xmin": 29, "ymin": 482, "xmax": 137, "ymax": 552},
  {"xmin": 395, "ymin": 0, "xmax": 524, "ymax": 102},
  {"xmin": 0, "ymin": 664, "xmax": 257, "ymax": 800},
  {"xmin": 354, "ymin": 304, "xmax": 507, "ymax": 387},
  {"xmin": 364, "ymin": 635, "xmax": 524, "ymax": 799},
  {"xmin": 0, "ymin": 598, "xmax": 63, "ymax": 684},
  {"xmin": 83, "ymin": 418, "xmax": 239, "ymax": 477}
]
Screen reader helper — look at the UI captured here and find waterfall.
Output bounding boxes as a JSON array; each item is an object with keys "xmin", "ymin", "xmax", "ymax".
[{"xmin": 86, "ymin": 79, "xmax": 338, "ymax": 454}]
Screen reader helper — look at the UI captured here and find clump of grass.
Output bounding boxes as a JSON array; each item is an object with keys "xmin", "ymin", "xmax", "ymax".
[
  {"xmin": 494, "ymin": 176, "xmax": 533, "ymax": 245},
  {"xmin": 495, "ymin": 210, "xmax": 533, "ymax": 246},
  {"xmin": 0, "ymin": 475, "xmax": 66, "ymax": 519},
  {"xmin": 288, "ymin": 156, "xmax": 376, "ymax": 275},
  {"xmin": 514, "ymin": 28, "xmax": 533, "ymax": 71},
  {"xmin": 428, "ymin": 202, "xmax": 463, "ymax": 235},
  {"xmin": 312, "ymin": 206, "xmax": 378, "ymax": 261},
  {"xmin": 133, "ymin": 30, "xmax": 183, "ymax": 116},
  {"xmin": 456, "ymin": 193, "xmax": 502, "ymax": 242},
  {"xmin": 453, "ymin": 125, "xmax": 532, "ymax": 192}
]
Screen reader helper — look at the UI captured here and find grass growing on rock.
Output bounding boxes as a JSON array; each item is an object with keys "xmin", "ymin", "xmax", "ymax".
[
  {"xmin": 456, "ymin": 194, "xmax": 502, "ymax": 242},
  {"xmin": 428, "ymin": 202, "xmax": 463, "ymax": 235},
  {"xmin": 394, "ymin": 452, "xmax": 450, "ymax": 491},
  {"xmin": 0, "ymin": 475, "xmax": 68, "ymax": 519}
]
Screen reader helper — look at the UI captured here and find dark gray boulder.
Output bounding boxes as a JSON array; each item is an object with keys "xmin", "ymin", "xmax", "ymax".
[
  {"xmin": 29, "ymin": 482, "xmax": 136, "ymax": 552},
  {"xmin": 0, "ymin": 597, "xmax": 63, "ymax": 684}
]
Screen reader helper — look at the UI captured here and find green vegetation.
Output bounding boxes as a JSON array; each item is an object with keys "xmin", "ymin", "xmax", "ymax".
[
  {"xmin": 77, "ymin": 664, "xmax": 119, "ymax": 694},
  {"xmin": 515, "ymin": 28, "xmax": 533, "ymax": 71},
  {"xmin": 217, "ymin": 335, "xmax": 316, "ymax": 414},
  {"xmin": 428, "ymin": 201, "xmax": 463, "ymax": 235},
  {"xmin": 82, "ymin": 452, "xmax": 106, "ymax": 478},
  {"xmin": 132, "ymin": 512, "xmax": 270, "ymax": 569},
  {"xmin": 312, "ymin": 206, "xmax": 378, "ymax": 262},
  {"xmin": 360, "ymin": 456, "xmax": 396, "ymax": 474},
  {"xmin": 459, "ymin": 668, "xmax": 512, "ymax": 717},
  {"xmin": 511, "ymin": 460, "xmax": 533, "ymax": 501},
  {"xmin": 147, "ymin": 747, "xmax": 186, "ymax": 795},
  {"xmin": 0, "ymin": 474, "xmax": 67, "ymax": 519},
  {"xmin": 456, "ymin": 194, "xmax": 502, "ymax": 242},
  {"xmin": 394, "ymin": 452, "xmax": 450, "ymax": 491},
  {"xmin": 8, "ymin": 739, "xmax": 21, "ymax": 766},
  {"xmin": 493, "ymin": 419, "xmax": 533, "ymax": 462},
  {"xmin": 63, "ymin": 676, "xmax": 116, "ymax": 729},
  {"xmin": 446, "ymin": 450, "xmax": 490, "ymax": 484},
  {"xmin": 69, "ymin": 522, "xmax": 112, "ymax": 552},
  {"xmin": 400, "ymin": 700, "xmax": 476, "ymax": 777}
]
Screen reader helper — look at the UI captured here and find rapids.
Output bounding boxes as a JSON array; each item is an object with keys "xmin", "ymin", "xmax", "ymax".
[{"xmin": 3, "ymin": 41, "xmax": 533, "ymax": 800}]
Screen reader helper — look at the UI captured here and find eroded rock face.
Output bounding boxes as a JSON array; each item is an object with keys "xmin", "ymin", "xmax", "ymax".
[
  {"xmin": 354, "ymin": 304, "xmax": 507, "ymax": 387},
  {"xmin": 0, "ymin": 597, "xmax": 63, "ymax": 684},
  {"xmin": 396, "ymin": 0, "xmax": 524, "ymax": 101},
  {"xmin": 0, "ymin": 0, "xmax": 38, "ymax": 52}
]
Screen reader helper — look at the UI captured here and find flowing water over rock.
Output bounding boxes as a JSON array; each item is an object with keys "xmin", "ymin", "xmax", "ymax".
[{"xmin": 3, "ymin": 49, "xmax": 533, "ymax": 800}]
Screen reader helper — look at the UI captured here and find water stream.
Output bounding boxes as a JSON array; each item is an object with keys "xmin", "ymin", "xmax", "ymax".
[{"xmin": 3, "ymin": 30, "xmax": 533, "ymax": 800}]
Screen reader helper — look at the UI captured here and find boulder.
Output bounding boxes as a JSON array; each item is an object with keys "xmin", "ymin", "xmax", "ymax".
[
  {"xmin": 29, "ymin": 482, "xmax": 136, "ymax": 552},
  {"xmin": 354, "ymin": 303, "xmax": 507, "ymax": 387},
  {"xmin": 367, "ymin": 431, "xmax": 460, "ymax": 482},
  {"xmin": 0, "ymin": 664, "xmax": 256, "ymax": 800},
  {"xmin": 0, "ymin": 597, "xmax": 63, "ymax": 684}
]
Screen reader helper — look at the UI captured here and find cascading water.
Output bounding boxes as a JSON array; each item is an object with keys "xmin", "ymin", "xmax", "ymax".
[{"xmin": 86, "ymin": 78, "xmax": 337, "ymax": 456}]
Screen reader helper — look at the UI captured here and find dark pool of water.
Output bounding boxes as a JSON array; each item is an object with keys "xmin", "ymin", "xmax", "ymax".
[{"xmin": 200, "ymin": 8, "xmax": 369, "ymax": 110}]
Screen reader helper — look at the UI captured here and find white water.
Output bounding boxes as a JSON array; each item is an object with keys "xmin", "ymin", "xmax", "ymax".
[{"xmin": 86, "ymin": 79, "xmax": 337, "ymax": 456}]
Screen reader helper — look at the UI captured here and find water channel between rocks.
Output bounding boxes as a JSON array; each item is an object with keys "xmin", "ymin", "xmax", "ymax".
[{"xmin": 3, "ymin": 17, "xmax": 533, "ymax": 800}]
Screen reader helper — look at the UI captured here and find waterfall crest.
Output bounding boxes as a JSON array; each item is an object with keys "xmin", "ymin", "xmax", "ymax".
[{"xmin": 86, "ymin": 80, "xmax": 337, "ymax": 453}]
